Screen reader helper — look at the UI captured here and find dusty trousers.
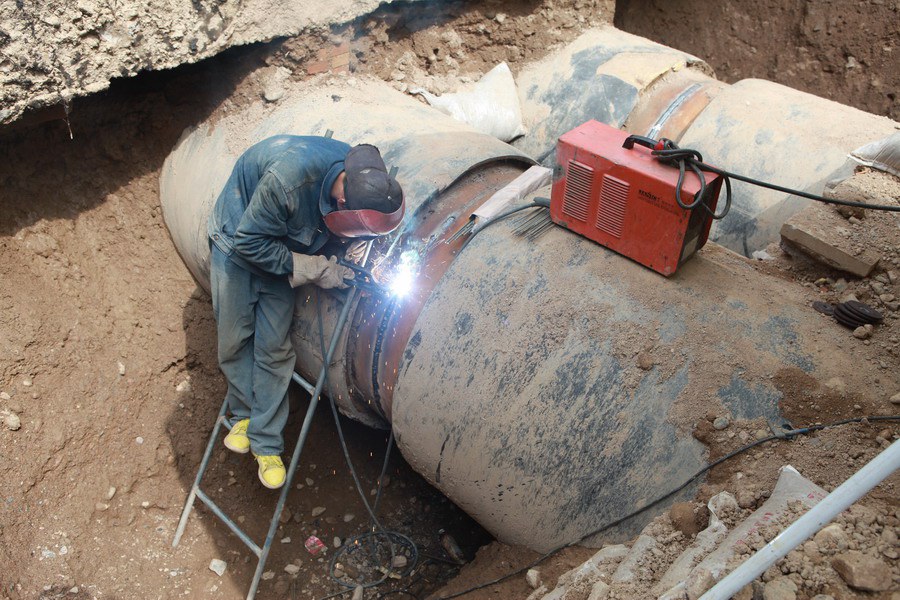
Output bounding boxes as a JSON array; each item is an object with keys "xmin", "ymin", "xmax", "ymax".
[{"xmin": 209, "ymin": 244, "xmax": 296, "ymax": 455}]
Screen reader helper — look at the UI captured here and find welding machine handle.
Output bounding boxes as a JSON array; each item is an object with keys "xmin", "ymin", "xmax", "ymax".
[{"xmin": 622, "ymin": 135, "xmax": 660, "ymax": 151}]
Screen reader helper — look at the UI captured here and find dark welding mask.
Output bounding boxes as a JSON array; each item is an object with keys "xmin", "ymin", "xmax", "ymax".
[{"xmin": 323, "ymin": 144, "xmax": 405, "ymax": 238}]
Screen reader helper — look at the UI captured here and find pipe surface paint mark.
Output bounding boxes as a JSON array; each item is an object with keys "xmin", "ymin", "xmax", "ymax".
[{"xmin": 435, "ymin": 433, "xmax": 450, "ymax": 483}]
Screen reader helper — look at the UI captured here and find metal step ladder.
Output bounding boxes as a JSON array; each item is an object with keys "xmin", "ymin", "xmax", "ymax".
[{"xmin": 172, "ymin": 286, "xmax": 358, "ymax": 600}]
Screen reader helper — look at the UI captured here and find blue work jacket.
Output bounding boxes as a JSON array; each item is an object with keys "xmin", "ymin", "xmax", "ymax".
[{"xmin": 208, "ymin": 135, "xmax": 350, "ymax": 277}]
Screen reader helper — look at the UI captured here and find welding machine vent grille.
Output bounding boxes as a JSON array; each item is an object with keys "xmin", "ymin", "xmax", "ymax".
[
  {"xmin": 595, "ymin": 174, "xmax": 629, "ymax": 238},
  {"xmin": 562, "ymin": 160, "xmax": 593, "ymax": 222}
]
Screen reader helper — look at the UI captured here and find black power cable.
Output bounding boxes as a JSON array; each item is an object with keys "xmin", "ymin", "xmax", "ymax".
[
  {"xmin": 624, "ymin": 134, "xmax": 900, "ymax": 218},
  {"xmin": 313, "ymin": 289, "xmax": 413, "ymax": 598},
  {"xmin": 435, "ymin": 415, "xmax": 900, "ymax": 599}
]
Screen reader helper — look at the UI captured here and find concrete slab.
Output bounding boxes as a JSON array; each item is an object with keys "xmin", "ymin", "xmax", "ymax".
[{"xmin": 779, "ymin": 202, "xmax": 880, "ymax": 277}]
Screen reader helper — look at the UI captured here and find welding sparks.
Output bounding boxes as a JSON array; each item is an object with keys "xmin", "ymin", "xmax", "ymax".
[{"xmin": 385, "ymin": 250, "xmax": 419, "ymax": 298}]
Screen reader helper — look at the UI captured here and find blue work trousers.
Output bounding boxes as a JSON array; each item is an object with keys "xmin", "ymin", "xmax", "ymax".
[{"xmin": 210, "ymin": 245, "xmax": 296, "ymax": 455}]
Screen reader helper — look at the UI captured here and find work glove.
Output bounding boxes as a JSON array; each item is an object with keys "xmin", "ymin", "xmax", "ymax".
[
  {"xmin": 344, "ymin": 240, "xmax": 369, "ymax": 265},
  {"xmin": 289, "ymin": 253, "xmax": 354, "ymax": 290}
]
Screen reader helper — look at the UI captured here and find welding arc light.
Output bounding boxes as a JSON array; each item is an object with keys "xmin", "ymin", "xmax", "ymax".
[{"xmin": 386, "ymin": 251, "xmax": 419, "ymax": 298}]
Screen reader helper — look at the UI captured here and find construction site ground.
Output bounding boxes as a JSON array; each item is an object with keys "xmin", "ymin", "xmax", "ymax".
[{"xmin": 1, "ymin": 1, "xmax": 898, "ymax": 599}]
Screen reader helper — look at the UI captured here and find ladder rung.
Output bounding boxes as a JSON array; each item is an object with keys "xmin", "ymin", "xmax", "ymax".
[
  {"xmin": 291, "ymin": 372, "xmax": 316, "ymax": 395},
  {"xmin": 196, "ymin": 487, "xmax": 262, "ymax": 557}
]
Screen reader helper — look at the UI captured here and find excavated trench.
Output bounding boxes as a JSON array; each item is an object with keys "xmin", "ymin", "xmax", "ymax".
[{"xmin": 1, "ymin": 2, "xmax": 898, "ymax": 600}]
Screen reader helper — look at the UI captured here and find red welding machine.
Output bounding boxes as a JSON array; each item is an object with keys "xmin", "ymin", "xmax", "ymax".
[{"xmin": 550, "ymin": 120, "xmax": 723, "ymax": 276}]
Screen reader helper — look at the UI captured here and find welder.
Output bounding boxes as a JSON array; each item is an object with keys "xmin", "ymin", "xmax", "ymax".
[{"xmin": 208, "ymin": 135, "xmax": 404, "ymax": 489}]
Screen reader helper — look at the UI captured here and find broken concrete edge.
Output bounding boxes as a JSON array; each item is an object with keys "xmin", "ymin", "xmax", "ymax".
[{"xmin": 0, "ymin": 0, "xmax": 412, "ymax": 128}]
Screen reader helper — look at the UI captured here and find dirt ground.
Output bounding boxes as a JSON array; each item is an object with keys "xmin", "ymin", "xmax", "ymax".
[
  {"xmin": 615, "ymin": 0, "xmax": 900, "ymax": 120},
  {"xmin": 0, "ymin": 1, "xmax": 898, "ymax": 599}
]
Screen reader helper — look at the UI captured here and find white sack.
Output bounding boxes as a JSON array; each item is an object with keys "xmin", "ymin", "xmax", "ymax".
[
  {"xmin": 849, "ymin": 131, "xmax": 900, "ymax": 178},
  {"xmin": 411, "ymin": 63, "xmax": 527, "ymax": 142}
]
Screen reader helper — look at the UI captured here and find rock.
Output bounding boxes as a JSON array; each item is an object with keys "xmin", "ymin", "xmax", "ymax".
[
  {"xmin": 713, "ymin": 416, "xmax": 730, "ymax": 430},
  {"xmin": 352, "ymin": 585, "xmax": 364, "ymax": 600},
  {"xmin": 280, "ymin": 537, "xmax": 291, "ymax": 544},
  {"xmin": 852, "ymin": 326, "xmax": 871, "ymax": 339},
  {"xmin": 209, "ymin": 559, "xmax": 227, "ymax": 576},
  {"xmin": 832, "ymin": 551, "xmax": 892, "ymax": 591},
  {"xmin": 763, "ymin": 577, "xmax": 797, "ymax": 600},
  {"xmin": 733, "ymin": 584, "xmax": 754, "ymax": 600},
  {"xmin": 279, "ymin": 507, "xmax": 292, "ymax": 524},
  {"xmin": 526, "ymin": 568, "xmax": 541, "ymax": 589},
  {"xmin": 305, "ymin": 477, "xmax": 314, "ymax": 486},
  {"xmin": 106, "ymin": 486, "xmax": 117, "ymax": 500},
  {"xmin": 4, "ymin": 413, "xmax": 21, "ymax": 430},
  {"xmin": 262, "ymin": 66, "xmax": 291, "ymax": 103},
  {"xmin": 117, "ymin": 361, "xmax": 126, "ymax": 376},
  {"xmin": 390, "ymin": 555, "xmax": 407, "ymax": 569},
  {"xmin": 261, "ymin": 571, "xmax": 275, "ymax": 581},
  {"xmin": 0, "ymin": 392, "xmax": 9, "ymax": 401},
  {"xmin": 333, "ymin": 536, "xmax": 341, "ymax": 548},
  {"xmin": 264, "ymin": 86, "xmax": 285, "ymax": 103},
  {"xmin": 284, "ymin": 564, "xmax": 300, "ymax": 575},
  {"xmin": 343, "ymin": 513, "xmax": 355, "ymax": 522},
  {"xmin": 685, "ymin": 567, "xmax": 715, "ymax": 600},
  {"xmin": 637, "ymin": 351, "xmax": 655, "ymax": 370},
  {"xmin": 311, "ymin": 506, "xmax": 326, "ymax": 517},
  {"xmin": 890, "ymin": 392, "xmax": 900, "ymax": 405},
  {"xmin": 736, "ymin": 489, "xmax": 756, "ymax": 509},
  {"xmin": 587, "ymin": 580, "xmax": 610, "ymax": 600},
  {"xmin": 670, "ymin": 502, "xmax": 703, "ymax": 536},
  {"xmin": 814, "ymin": 524, "xmax": 848, "ymax": 552}
]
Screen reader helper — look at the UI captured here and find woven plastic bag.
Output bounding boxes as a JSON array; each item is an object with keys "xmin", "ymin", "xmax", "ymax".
[
  {"xmin": 849, "ymin": 131, "xmax": 900, "ymax": 177},
  {"xmin": 411, "ymin": 63, "xmax": 527, "ymax": 142}
]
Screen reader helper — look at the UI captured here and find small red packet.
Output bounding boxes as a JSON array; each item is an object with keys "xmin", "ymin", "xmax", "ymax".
[{"xmin": 304, "ymin": 535, "xmax": 326, "ymax": 555}]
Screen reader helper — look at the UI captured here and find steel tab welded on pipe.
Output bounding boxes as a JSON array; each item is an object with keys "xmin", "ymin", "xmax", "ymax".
[{"xmin": 160, "ymin": 76, "xmax": 898, "ymax": 552}]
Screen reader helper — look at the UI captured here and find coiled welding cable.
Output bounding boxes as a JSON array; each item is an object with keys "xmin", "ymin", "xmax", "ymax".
[{"xmin": 624, "ymin": 134, "xmax": 900, "ymax": 219}]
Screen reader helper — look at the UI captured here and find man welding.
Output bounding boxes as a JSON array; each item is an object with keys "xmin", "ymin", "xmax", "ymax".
[{"xmin": 208, "ymin": 135, "xmax": 404, "ymax": 489}]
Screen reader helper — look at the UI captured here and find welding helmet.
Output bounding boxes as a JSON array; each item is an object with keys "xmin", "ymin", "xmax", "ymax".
[{"xmin": 322, "ymin": 144, "xmax": 405, "ymax": 238}]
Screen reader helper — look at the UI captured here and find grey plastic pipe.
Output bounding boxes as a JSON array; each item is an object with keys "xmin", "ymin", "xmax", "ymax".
[{"xmin": 699, "ymin": 439, "xmax": 900, "ymax": 600}]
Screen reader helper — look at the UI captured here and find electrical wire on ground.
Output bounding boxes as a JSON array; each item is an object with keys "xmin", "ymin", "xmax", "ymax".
[{"xmin": 435, "ymin": 415, "xmax": 900, "ymax": 599}]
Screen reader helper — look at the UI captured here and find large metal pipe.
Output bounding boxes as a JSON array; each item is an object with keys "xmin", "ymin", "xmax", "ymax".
[
  {"xmin": 514, "ymin": 27, "xmax": 898, "ymax": 255},
  {"xmin": 160, "ymin": 45, "xmax": 898, "ymax": 552}
]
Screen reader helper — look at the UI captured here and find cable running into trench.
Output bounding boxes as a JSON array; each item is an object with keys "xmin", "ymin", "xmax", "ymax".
[
  {"xmin": 312, "ymin": 289, "xmax": 414, "ymax": 597},
  {"xmin": 436, "ymin": 415, "xmax": 900, "ymax": 599}
]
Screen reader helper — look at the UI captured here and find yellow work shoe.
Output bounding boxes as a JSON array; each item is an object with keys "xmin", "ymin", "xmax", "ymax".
[
  {"xmin": 256, "ymin": 455, "xmax": 286, "ymax": 489},
  {"xmin": 223, "ymin": 419, "xmax": 250, "ymax": 454}
]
